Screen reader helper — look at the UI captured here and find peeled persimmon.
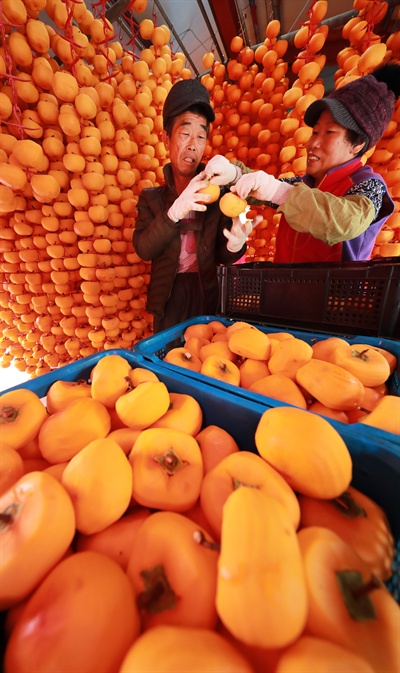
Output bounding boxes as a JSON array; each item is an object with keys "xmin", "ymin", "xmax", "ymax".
[
  {"xmin": 195, "ymin": 424, "xmax": 239, "ymax": 473},
  {"xmin": 90, "ymin": 353, "xmax": 132, "ymax": 407},
  {"xmin": 119, "ymin": 625, "xmax": 254, "ymax": 673},
  {"xmin": 197, "ymin": 183, "xmax": 220, "ymax": 204},
  {"xmin": 219, "ymin": 192, "xmax": 247, "ymax": 217}
]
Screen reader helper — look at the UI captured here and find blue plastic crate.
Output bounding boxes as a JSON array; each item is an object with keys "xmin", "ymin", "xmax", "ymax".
[
  {"xmin": 2, "ymin": 348, "xmax": 399, "ymax": 602},
  {"xmin": 132, "ymin": 315, "xmax": 400, "ymax": 441}
]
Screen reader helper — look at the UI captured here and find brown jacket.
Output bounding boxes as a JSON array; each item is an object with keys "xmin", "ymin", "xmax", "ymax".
[{"xmin": 133, "ymin": 163, "xmax": 245, "ymax": 320}]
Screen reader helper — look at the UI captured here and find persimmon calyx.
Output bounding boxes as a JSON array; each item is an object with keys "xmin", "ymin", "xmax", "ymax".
[
  {"xmin": 331, "ymin": 491, "xmax": 366, "ymax": 519},
  {"xmin": 154, "ymin": 448, "xmax": 189, "ymax": 475},
  {"xmin": 233, "ymin": 478, "xmax": 259, "ymax": 490},
  {"xmin": 136, "ymin": 564, "xmax": 177, "ymax": 614},
  {"xmin": 0, "ymin": 405, "xmax": 21, "ymax": 424},
  {"xmin": 193, "ymin": 529, "xmax": 220, "ymax": 551},
  {"xmin": 0, "ymin": 503, "xmax": 21, "ymax": 529},
  {"xmin": 336, "ymin": 570, "xmax": 381, "ymax": 621},
  {"xmin": 352, "ymin": 348, "xmax": 370, "ymax": 362}
]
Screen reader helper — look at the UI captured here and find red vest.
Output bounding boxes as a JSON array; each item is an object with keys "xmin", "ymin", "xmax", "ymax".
[{"xmin": 274, "ymin": 159, "xmax": 364, "ymax": 263}]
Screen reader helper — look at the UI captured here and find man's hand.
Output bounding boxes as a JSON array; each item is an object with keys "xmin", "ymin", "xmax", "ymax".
[
  {"xmin": 233, "ymin": 171, "xmax": 293, "ymax": 204},
  {"xmin": 203, "ymin": 155, "xmax": 241, "ymax": 186},
  {"xmin": 224, "ymin": 211, "xmax": 263, "ymax": 252},
  {"xmin": 167, "ymin": 173, "xmax": 213, "ymax": 222}
]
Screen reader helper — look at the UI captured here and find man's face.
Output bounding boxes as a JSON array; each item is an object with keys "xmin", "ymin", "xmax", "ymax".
[{"xmin": 163, "ymin": 111, "xmax": 208, "ymax": 179}]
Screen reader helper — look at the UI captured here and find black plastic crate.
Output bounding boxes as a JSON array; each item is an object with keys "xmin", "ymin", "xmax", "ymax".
[{"xmin": 217, "ymin": 258, "xmax": 400, "ymax": 338}]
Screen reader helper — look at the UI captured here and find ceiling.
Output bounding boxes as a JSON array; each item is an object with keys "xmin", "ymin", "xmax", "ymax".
[{"xmin": 101, "ymin": 0, "xmax": 399, "ymax": 87}]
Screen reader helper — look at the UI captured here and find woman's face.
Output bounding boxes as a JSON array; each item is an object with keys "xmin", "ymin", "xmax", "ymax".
[
  {"xmin": 306, "ymin": 110, "xmax": 365, "ymax": 184},
  {"xmin": 163, "ymin": 111, "xmax": 208, "ymax": 179}
]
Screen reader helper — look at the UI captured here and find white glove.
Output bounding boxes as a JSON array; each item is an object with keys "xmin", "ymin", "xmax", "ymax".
[
  {"xmin": 203, "ymin": 155, "xmax": 241, "ymax": 186},
  {"xmin": 167, "ymin": 173, "xmax": 212, "ymax": 222},
  {"xmin": 223, "ymin": 211, "xmax": 262, "ymax": 253},
  {"xmin": 232, "ymin": 171, "xmax": 293, "ymax": 205}
]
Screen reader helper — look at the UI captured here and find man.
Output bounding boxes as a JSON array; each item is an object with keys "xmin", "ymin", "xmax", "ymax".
[
  {"xmin": 133, "ymin": 78, "xmax": 259, "ymax": 333},
  {"xmin": 204, "ymin": 62, "xmax": 399, "ymax": 263}
]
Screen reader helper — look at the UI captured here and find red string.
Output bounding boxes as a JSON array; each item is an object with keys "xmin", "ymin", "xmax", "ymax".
[{"xmin": 0, "ymin": 1, "xmax": 25, "ymax": 139}]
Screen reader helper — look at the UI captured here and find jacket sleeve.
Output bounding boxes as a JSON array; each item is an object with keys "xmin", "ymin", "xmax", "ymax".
[
  {"xmin": 278, "ymin": 182, "xmax": 376, "ymax": 246},
  {"xmin": 133, "ymin": 189, "xmax": 180, "ymax": 261}
]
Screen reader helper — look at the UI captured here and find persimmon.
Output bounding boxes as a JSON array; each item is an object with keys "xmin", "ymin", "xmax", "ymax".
[
  {"xmin": 308, "ymin": 401, "xmax": 349, "ymax": 423},
  {"xmin": 0, "ymin": 388, "xmax": 48, "ymax": 451},
  {"xmin": 298, "ymin": 485, "xmax": 394, "ymax": 581},
  {"xmin": 106, "ymin": 427, "xmax": 141, "ymax": 455},
  {"xmin": 75, "ymin": 507, "xmax": 151, "ymax": 570},
  {"xmin": 239, "ymin": 358, "xmax": 270, "ymax": 389},
  {"xmin": 126, "ymin": 511, "xmax": 219, "ymax": 630},
  {"xmin": 129, "ymin": 428, "xmax": 203, "ymax": 511},
  {"xmin": 0, "ymin": 471, "xmax": 75, "ymax": 610},
  {"xmin": 38, "ymin": 397, "xmax": 111, "ymax": 463},
  {"xmin": 216, "ymin": 488, "xmax": 307, "ymax": 648},
  {"xmin": 0, "ymin": 445, "xmax": 24, "ymax": 495},
  {"xmin": 255, "ymin": 406, "xmax": 352, "ymax": 499},
  {"xmin": 201, "ymin": 450, "xmax": 300, "ymax": 539},
  {"xmin": 119, "ymin": 625, "xmax": 254, "ymax": 673},
  {"xmin": 184, "ymin": 322, "xmax": 214, "ymax": 342},
  {"xmin": 200, "ymin": 355, "xmax": 241, "ymax": 386},
  {"xmin": 90, "ymin": 353, "xmax": 132, "ymax": 408},
  {"xmin": 330, "ymin": 343, "xmax": 391, "ymax": 387},
  {"xmin": 115, "ymin": 380, "xmax": 170, "ymax": 430},
  {"xmin": 45, "ymin": 378, "xmax": 92, "ymax": 414},
  {"xmin": 249, "ymin": 373, "xmax": 308, "ymax": 409},
  {"xmin": 199, "ymin": 339, "xmax": 238, "ymax": 363},
  {"xmin": 268, "ymin": 337, "xmax": 313, "ymax": 380},
  {"xmin": 61, "ymin": 437, "xmax": 132, "ymax": 534},
  {"xmin": 184, "ymin": 335, "xmax": 211, "ymax": 359},
  {"xmin": 164, "ymin": 347, "xmax": 202, "ymax": 372},
  {"xmin": 197, "ymin": 183, "xmax": 220, "ymax": 204},
  {"xmin": 219, "ymin": 192, "xmax": 247, "ymax": 217},
  {"xmin": 228, "ymin": 326, "xmax": 271, "ymax": 360},
  {"xmin": 128, "ymin": 367, "xmax": 159, "ymax": 387},
  {"xmin": 359, "ymin": 395, "xmax": 400, "ymax": 434},
  {"xmin": 275, "ymin": 635, "xmax": 375, "ymax": 673},
  {"xmin": 4, "ymin": 551, "xmax": 140, "ymax": 673},
  {"xmin": 311, "ymin": 337, "xmax": 349, "ymax": 361},
  {"xmin": 298, "ymin": 526, "xmax": 400, "ymax": 673},
  {"xmin": 195, "ymin": 424, "xmax": 239, "ymax": 473},
  {"xmin": 150, "ymin": 392, "xmax": 203, "ymax": 436},
  {"xmin": 296, "ymin": 359, "xmax": 365, "ymax": 410}
]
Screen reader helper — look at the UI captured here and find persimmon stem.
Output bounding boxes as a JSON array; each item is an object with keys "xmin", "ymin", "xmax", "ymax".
[
  {"xmin": 352, "ymin": 574, "xmax": 382, "ymax": 599},
  {"xmin": 0, "ymin": 405, "xmax": 20, "ymax": 424},
  {"xmin": 136, "ymin": 581, "xmax": 165, "ymax": 610},
  {"xmin": 193, "ymin": 529, "xmax": 220, "ymax": 551}
]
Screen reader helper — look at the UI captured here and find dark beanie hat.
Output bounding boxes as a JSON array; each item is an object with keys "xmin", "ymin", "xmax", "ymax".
[
  {"xmin": 304, "ymin": 62, "xmax": 400, "ymax": 150},
  {"xmin": 163, "ymin": 78, "xmax": 215, "ymax": 128}
]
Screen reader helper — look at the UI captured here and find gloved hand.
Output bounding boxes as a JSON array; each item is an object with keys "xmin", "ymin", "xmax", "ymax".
[
  {"xmin": 223, "ymin": 211, "xmax": 262, "ymax": 253},
  {"xmin": 203, "ymin": 155, "xmax": 241, "ymax": 186},
  {"xmin": 167, "ymin": 173, "xmax": 212, "ymax": 222},
  {"xmin": 232, "ymin": 171, "xmax": 293, "ymax": 205}
]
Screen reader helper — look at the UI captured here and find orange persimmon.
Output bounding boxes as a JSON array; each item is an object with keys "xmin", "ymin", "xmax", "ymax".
[
  {"xmin": 296, "ymin": 359, "xmax": 365, "ymax": 410},
  {"xmin": 61, "ymin": 437, "xmax": 133, "ymax": 535},
  {"xmin": 119, "ymin": 625, "xmax": 254, "ymax": 673},
  {"xmin": 150, "ymin": 392, "xmax": 203, "ymax": 436},
  {"xmin": 75, "ymin": 507, "xmax": 151, "ymax": 571},
  {"xmin": 0, "ymin": 388, "xmax": 48, "ymax": 451},
  {"xmin": 298, "ymin": 526, "xmax": 400, "ymax": 673},
  {"xmin": 163, "ymin": 347, "xmax": 202, "ymax": 372},
  {"xmin": 311, "ymin": 337, "xmax": 350, "ymax": 362},
  {"xmin": 298, "ymin": 485, "xmax": 395, "ymax": 581},
  {"xmin": 216, "ymin": 488, "xmax": 307, "ymax": 648},
  {"xmin": 38, "ymin": 398, "xmax": 111, "ymax": 463},
  {"xmin": 359, "ymin": 395, "xmax": 400, "ymax": 434},
  {"xmin": 228, "ymin": 327, "xmax": 271, "ymax": 361},
  {"xmin": 255, "ymin": 407, "xmax": 352, "ymax": 499},
  {"xmin": 308, "ymin": 401, "xmax": 349, "ymax": 423},
  {"xmin": 0, "ymin": 471, "xmax": 75, "ymax": 610},
  {"xmin": 275, "ymin": 635, "xmax": 375, "ymax": 673},
  {"xmin": 4, "ymin": 551, "xmax": 140, "ymax": 673},
  {"xmin": 0, "ymin": 445, "xmax": 24, "ymax": 496},
  {"xmin": 106, "ymin": 427, "xmax": 141, "ymax": 455},
  {"xmin": 239, "ymin": 358, "xmax": 270, "ymax": 390},
  {"xmin": 126, "ymin": 511, "xmax": 219, "ymax": 630},
  {"xmin": 201, "ymin": 450, "xmax": 300, "ymax": 539},
  {"xmin": 200, "ymin": 355, "xmax": 241, "ymax": 386},
  {"xmin": 45, "ymin": 379, "xmax": 92, "ymax": 414},
  {"xmin": 129, "ymin": 428, "xmax": 203, "ymax": 512},
  {"xmin": 90, "ymin": 353, "xmax": 132, "ymax": 408},
  {"xmin": 195, "ymin": 424, "xmax": 239, "ymax": 473},
  {"xmin": 115, "ymin": 381, "xmax": 170, "ymax": 430},
  {"xmin": 268, "ymin": 337, "xmax": 313, "ymax": 380},
  {"xmin": 330, "ymin": 343, "xmax": 391, "ymax": 387},
  {"xmin": 249, "ymin": 373, "xmax": 308, "ymax": 409}
]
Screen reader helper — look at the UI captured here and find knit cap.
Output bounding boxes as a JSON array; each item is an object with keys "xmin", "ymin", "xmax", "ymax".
[
  {"xmin": 304, "ymin": 62, "xmax": 400, "ymax": 150},
  {"xmin": 163, "ymin": 78, "xmax": 215, "ymax": 128}
]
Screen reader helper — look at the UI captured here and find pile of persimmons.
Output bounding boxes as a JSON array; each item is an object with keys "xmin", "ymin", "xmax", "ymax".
[
  {"xmin": 1, "ymin": 0, "xmax": 400, "ymax": 376},
  {"xmin": 164, "ymin": 318, "xmax": 400, "ymax": 433},
  {"xmin": 0, "ymin": 348, "xmax": 399, "ymax": 672}
]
